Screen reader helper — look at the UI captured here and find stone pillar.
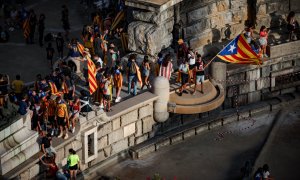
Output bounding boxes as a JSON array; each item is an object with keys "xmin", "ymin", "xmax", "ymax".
[
  {"xmin": 211, "ymin": 62, "xmax": 227, "ymax": 88},
  {"xmin": 152, "ymin": 77, "xmax": 169, "ymax": 122}
]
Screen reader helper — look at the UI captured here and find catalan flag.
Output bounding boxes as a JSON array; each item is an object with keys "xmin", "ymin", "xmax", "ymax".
[
  {"xmin": 49, "ymin": 81, "xmax": 60, "ymax": 95},
  {"xmin": 77, "ymin": 42, "xmax": 85, "ymax": 56},
  {"xmin": 217, "ymin": 34, "xmax": 262, "ymax": 65},
  {"xmin": 87, "ymin": 55, "xmax": 98, "ymax": 94}
]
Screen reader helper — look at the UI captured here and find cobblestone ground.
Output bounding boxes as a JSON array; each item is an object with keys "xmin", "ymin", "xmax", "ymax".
[{"xmin": 88, "ymin": 101, "xmax": 300, "ymax": 180}]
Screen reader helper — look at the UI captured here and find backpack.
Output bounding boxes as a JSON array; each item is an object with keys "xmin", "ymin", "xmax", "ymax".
[{"xmin": 130, "ymin": 62, "xmax": 137, "ymax": 74}]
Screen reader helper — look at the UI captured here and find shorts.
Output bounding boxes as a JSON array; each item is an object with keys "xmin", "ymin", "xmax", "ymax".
[
  {"xmin": 189, "ymin": 64, "xmax": 195, "ymax": 70},
  {"xmin": 71, "ymin": 111, "xmax": 79, "ymax": 119},
  {"xmin": 69, "ymin": 164, "xmax": 78, "ymax": 170},
  {"xmin": 57, "ymin": 116, "xmax": 66, "ymax": 126},
  {"xmin": 196, "ymin": 75, "xmax": 205, "ymax": 83},
  {"xmin": 103, "ymin": 94, "xmax": 110, "ymax": 101},
  {"xmin": 48, "ymin": 115, "xmax": 55, "ymax": 125},
  {"xmin": 259, "ymin": 38, "xmax": 267, "ymax": 46},
  {"xmin": 181, "ymin": 73, "xmax": 188, "ymax": 84}
]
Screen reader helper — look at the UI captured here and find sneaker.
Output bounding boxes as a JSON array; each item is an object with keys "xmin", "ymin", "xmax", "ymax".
[
  {"xmin": 57, "ymin": 132, "xmax": 63, "ymax": 138},
  {"xmin": 115, "ymin": 96, "xmax": 121, "ymax": 103},
  {"xmin": 183, "ymin": 90, "xmax": 188, "ymax": 94},
  {"xmin": 72, "ymin": 127, "xmax": 75, "ymax": 134},
  {"xmin": 264, "ymin": 54, "xmax": 268, "ymax": 58},
  {"xmin": 51, "ymin": 129, "xmax": 55, "ymax": 136},
  {"xmin": 64, "ymin": 133, "xmax": 68, "ymax": 139},
  {"xmin": 192, "ymin": 91, "xmax": 196, "ymax": 95},
  {"xmin": 99, "ymin": 103, "xmax": 104, "ymax": 109}
]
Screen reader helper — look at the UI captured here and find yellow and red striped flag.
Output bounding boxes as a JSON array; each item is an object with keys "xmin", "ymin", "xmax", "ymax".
[
  {"xmin": 49, "ymin": 81, "xmax": 60, "ymax": 95},
  {"xmin": 87, "ymin": 56, "xmax": 98, "ymax": 94},
  {"xmin": 77, "ymin": 42, "xmax": 85, "ymax": 56},
  {"xmin": 217, "ymin": 34, "xmax": 262, "ymax": 65}
]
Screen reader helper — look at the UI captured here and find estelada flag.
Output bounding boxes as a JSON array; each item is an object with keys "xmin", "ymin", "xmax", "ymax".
[
  {"xmin": 217, "ymin": 34, "xmax": 262, "ymax": 65},
  {"xmin": 86, "ymin": 56, "xmax": 98, "ymax": 95},
  {"xmin": 77, "ymin": 42, "xmax": 85, "ymax": 56}
]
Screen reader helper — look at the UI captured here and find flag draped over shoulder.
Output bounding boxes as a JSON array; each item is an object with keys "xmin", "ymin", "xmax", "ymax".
[
  {"xmin": 217, "ymin": 34, "xmax": 262, "ymax": 65},
  {"xmin": 87, "ymin": 56, "xmax": 98, "ymax": 94}
]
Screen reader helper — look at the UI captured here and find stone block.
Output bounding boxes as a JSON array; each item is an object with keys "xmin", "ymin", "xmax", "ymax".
[
  {"xmin": 223, "ymin": 114, "xmax": 238, "ymax": 125},
  {"xmin": 238, "ymin": 111, "xmax": 250, "ymax": 120},
  {"xmin": 0, "ymin": 129, "xmax": 4, "ymax": 142},
  {"xmin": 111, "ymin": 139, "xmax": 128, "ymax": 155},
  {"xmin": 4, "ymin": 127, "xmax": 10, "ymax": 138},
  {"xmin": 281, "ymin": 87, "xmax": 296, "ymax": 94},
  {"xmin": 128, "ymin": 135, "xmax": 135, "ymax": 147},
  {"xmin": 256, "ymin": 78, "xmax": 270, "ymax": 90},
  {"xmin": 124, "ymin": 123, "xmax": 136, "ymax": 138},
  {"xmin": 188, "ymin": 6, "xmax": 208, "ymax": 23},
  {"xmin": 183, "ymin": 129, "xmax": 196, "ymax": 139},
  {"xmin": 196, "ymin": 124, "xmax": 208, "ymax": 134},
  {"xmin": 20, "ymin": 170, "xmax": 30, "ymax": 180},
  {"xmin": 155, "ymin": 139, "xmax": 170, "ymax": 150},
  {"xmin": 121, "ymin": 110, "xmax": 138, "ymax": 126},
  {"xmin": 72, "ymin": 140, "xmax": 82, "ymax": 151},
  {"xmin": 210, "ymin": 14, "xmax": 225, "ymax": 28},
  {"xmin": 189, "ymin": 31, "xmax": 213, "ymax": 49},
  {"xmin": 139, "ymin": 104, "xmax": 153, "ymax": 120},
  {"xmin": 87, "ymin": 111, "xmax": 96, "ymax": 120},
  {"xmin": 91, "ymin": 150, "xmax": 106, "ymax": 166},
  {"xmin": 233, "ymin": 94, "xmax": 248, "ymax": 107},
  {"xmin": 135, "ymin": 120, "xmax": 142, "ymax": 137},
  {"xmin": 112, "ymin": 118, "xmax": 121, "ymax": 131},
  {"xmin": 246, "ymin": 69, "xmax": 260, "ymax": 81},
  {"xmin": 271, "ymin": 77, "xmax": 276, "ymax": 88},
  {"xmin": 281, "ymin": 60, "xmax": 293, "ymax": 69},
  {"xmin": 97, "ymin": 122, "xmax": 112, "ymax": 137},
  {"xmin": 227, "ymin": 72, "xmax": 246, "ymax": 86},
  {"xmin": 208, "ymin": 2, "xmax": 218, "ymax": 14},
  {"xmin": 137, "ymin": 145, "xmax": 156, "ymax": 158},
  {"xmin": 103, "ymin": 146, "xmax": 112, "ymax": 157},
  {"xmin": 261, "ymin": 66, "xmax": 271, "ymax": 77},
  {"xmin": 98, "ymin": 135, "xmax": 108, "ymax": 149},
  {"xmin": 216, "ymin": 0, "xmax": 229, "ymax": 12},
  {"xmin": 248, "ymin": 91, "xmax": 261, "ymax": 104},
  {"xmin": 223, "ymin": 12, "xmax": 233, "ymax": 24},
  {"xmin": 171, "ymin": 134, "xmax": 183, "ymax": 144},
  {"xmin": 142, "ymin": 116, "xmax": 155, "ymax": 134},
  {"xmin": 29, "ymin": 164, "xmax": 40, "ymax": 179},
  {"xmin": 128, "ymin": 20, "xmax": 173, "ymax": 55},
  {"xmin": 209, "ymin": 119, "xmax": 222, "ymax": 129},
  {"xmin": 239, "ymin": 81, "xmax": 256, "ymax": 94},
  {"xmin": 257, "ymin": 4, "xmax": 267, "ymax": 15},
  {"xmin": 108, "ymin": 128, "xmax": 124, "ymax": 144},
  {"xmin": 56, "ymin": 148, "xmax": 65, "ymax": 163},
  {"xmin": 79, "ymin": 116, "xmax": 87, "ymax": 125},
  {"xmin": 250, "ymin": 105, "xmax": 270, "ymax": 116},
  {"xmin": 135, "ymin": 133, "xmax": 149, "ymax": 144},
  {"xmin": 185, "ymin": 19, "xmax": 211, "ymax": 38}
]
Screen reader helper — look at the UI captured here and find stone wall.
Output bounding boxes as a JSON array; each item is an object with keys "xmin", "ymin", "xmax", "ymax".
[
  {"xmin": 224, "ymin": 42, "xmax": 300, "ymax": 108},
  {"xmin": 15, "ymin": 92, "xmax": 158, "ymax": 179}
]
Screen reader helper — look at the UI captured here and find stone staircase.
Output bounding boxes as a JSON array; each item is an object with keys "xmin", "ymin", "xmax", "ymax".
[
  {"xmin": 168, "ymin": 80, "xmax": 225, "ymax": 114},
  {"xmin": 0, "ymin": 113, "xmax": 39, "ymax": 175}
]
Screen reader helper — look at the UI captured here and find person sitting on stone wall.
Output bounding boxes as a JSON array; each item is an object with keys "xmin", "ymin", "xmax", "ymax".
[
  {"xmin": 259, "ymin": 26, "xmax": 270, "ymax": 58},
  {"xmin": 287, "ymin": 11, "xmax": 299, "ymax": 41},
  {"xmin": 41, "ymin": 131, "xmax": 57, "ymax": 158}
]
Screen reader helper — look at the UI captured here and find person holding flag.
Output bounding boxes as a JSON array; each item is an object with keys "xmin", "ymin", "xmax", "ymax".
[{"xmin": 212, "ymin": 33, "xmax": 262, "ymax": 66}]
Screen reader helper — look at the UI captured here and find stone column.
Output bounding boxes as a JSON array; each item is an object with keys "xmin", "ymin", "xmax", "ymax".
[
  {"xmin": 152, "ymin": 77, "xmax": 169, "ymax": 122},
  {"xmin": 211, "ymin": 62, "xmax": 227, "ymax": 89}
]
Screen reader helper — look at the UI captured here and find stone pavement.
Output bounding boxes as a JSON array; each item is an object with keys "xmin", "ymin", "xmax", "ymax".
[
  {"xmin": 0, "ymin": 0, "xmax": 87, "ymax": 82},
  {"xmin": 86, "ymin": 100, "xmax": 300, "ymax": 180}
]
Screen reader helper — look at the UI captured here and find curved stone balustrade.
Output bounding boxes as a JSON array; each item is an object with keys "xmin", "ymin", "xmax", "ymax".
[{"xmin": 168, "ymin": 81, "xmax": 225, "ymax": 114}]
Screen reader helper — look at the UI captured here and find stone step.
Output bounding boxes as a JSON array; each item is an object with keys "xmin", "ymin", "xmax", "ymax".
[
  {"xmin": 169, "ymin": 80, "xmax": 217, "ymax": 105},
  {"xmin": 168, "ymin": 81, "xmax": 225, "ymax": 114}
]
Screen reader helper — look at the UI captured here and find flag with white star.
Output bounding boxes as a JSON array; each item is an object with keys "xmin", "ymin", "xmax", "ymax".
[{"xmin": 217, "ymin": 34, "xmax": 262, "ymax": 65}]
